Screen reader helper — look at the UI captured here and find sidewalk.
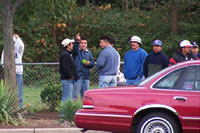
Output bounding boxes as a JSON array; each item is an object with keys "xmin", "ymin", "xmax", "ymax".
[{"xmin": 0, "ymin": 128, "xmax": 111, "ymax": 133}]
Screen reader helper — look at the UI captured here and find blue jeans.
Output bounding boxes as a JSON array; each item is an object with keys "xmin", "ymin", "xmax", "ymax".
[
  {"xmin": 99, "ymin": 75, "xmax": 117, "ymax": 88},
  {"xmin": 61, "ymin": 80, "xmax": 73, "ymax": 102},
  {"xmin": 126, "ymin": 76, "xmax": 145, "ymax": 85},
  {"xmin": 73, "ymin": 77, "xmax": 89, "ymax": 99},
  {"xmin": 16, "ymin": 74, "xmax": 24, "ymax": 109}
]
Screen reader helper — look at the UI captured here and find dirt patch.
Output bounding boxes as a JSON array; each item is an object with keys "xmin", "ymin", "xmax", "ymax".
[{"xmin": 0, "ymin": 111, "xmax": 73, "ymax": 128}]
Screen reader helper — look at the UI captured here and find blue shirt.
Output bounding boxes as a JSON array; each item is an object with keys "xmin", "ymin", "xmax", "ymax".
[
  {"xmin": 96, "ymin": 46, "xmax": 119, "ymax": 75},
  {"xmin": 124, "ymin": 48, "xmax": 147, "ymax": 79},
  {"xmin": 72, "ymin": 42, "xmax": 95, "ymax": 79}
]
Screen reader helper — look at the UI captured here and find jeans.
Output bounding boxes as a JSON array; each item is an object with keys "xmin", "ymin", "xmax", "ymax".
[
  {"xmin": 16, "ymin": 74, "xmax": 24, "ymax": 109},
  {"xmin": 126, "ymin": 76, "xmax": 145, "ymax": 85},
  {"xmin": 61, "ymin": 80, "xmax": 73, "ymax": 102},
  {"xmin": 73, "ymin": 77, "xmax": 89, "ymax": 99},
  {"xmin": 99, "ymin": 75, "xmax": 117, "ymax": 88}
]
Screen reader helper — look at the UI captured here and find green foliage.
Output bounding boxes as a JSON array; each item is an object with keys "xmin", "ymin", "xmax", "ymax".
[
  {"xmin": 2, "ymin": 0, "xmax": 198, "ymax": 63},
  {"xmin": 40, "ymin": 81, "xmax": 62, "ymax": 111},
  {"xmin": 0, "ymin": 80, "xmax": 19, "ymax": 125},
  {"xmin": 59, "ymin": 99, "xmax": 82, "ymax": 122}
]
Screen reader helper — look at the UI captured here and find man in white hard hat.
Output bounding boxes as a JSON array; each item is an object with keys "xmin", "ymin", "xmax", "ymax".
[
  {"xmin": 59, "ymin": 38, "xmax": 79, "ymax": 104},
  {"xmin": 169, "ymin": 40, "xmax": 197, "ymax": 66},
  {"xmin": 124, "ymin": 35, "xmax": 147, "ymax": 85}
]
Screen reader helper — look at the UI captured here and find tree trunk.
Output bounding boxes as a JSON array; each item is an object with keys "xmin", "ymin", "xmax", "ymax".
[
  {"xmin": 85, "ymin": 0, "xmax": 89, "ymax": 7},
  {"xmin": 136, "ymin": 0, "xmax": 141, "ymax": 10},
  {"xmin": 121, "ymin": 0, "xmax": 125, "ymax": 10},
  {"xmin": 1, "ymin": 0, "xmax": 25, "ymax": 90},
  {"xmin": 125, "ymin": 0, "xmax": 129, "ymax": 10},
  {"xmin": 170, "ymin": 0, "xmax": 178, "ymax": 34},
  {"xmin": 130, "ymin": 0, "xmax": 134, "ymax": 9},
  {"xmin": 1, "ymin": 0, "xmax": 16, "ymax": 90}
]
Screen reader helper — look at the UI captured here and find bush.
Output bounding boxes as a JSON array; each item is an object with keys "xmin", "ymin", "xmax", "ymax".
[
  {"xmin": 40, "ymin": 81, "xmax": 62, "ymax": 111},
  {"xmin": 0, "ymin": 80, "xmax": 20, "ymax": 125},
  {"xmin": 59, "ymin": 99, "xmax": 82, "ymax": 122}
]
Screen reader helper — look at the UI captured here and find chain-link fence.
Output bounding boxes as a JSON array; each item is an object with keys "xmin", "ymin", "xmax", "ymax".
[{"xmin": 0, "ymin": 63, "xmax": 124, "ymax": 87}]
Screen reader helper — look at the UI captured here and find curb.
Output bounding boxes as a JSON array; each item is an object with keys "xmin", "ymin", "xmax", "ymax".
[{"xmin": 0, "ymin": 128, "xmax": 111, "ymax": 133}]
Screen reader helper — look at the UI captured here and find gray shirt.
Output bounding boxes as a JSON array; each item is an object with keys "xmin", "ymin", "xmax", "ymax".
[{"xmin": 96, "ymin": 46, "xmax": 119, "ymax": 75}]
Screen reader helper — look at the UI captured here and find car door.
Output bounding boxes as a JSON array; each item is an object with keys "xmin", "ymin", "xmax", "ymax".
[
  {"xmin": 170, "ymin": 65, "xmax": 200, "ymax": 131},
  {"xmin": 153, "ymin": 65, "xmax": 200, "ymax": 131}
]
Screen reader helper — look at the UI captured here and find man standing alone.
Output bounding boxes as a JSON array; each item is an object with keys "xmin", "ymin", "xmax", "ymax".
[
  {"xmin": 96, "ymin": 35, "xmax": 120, "ymax": 88},
  {"xmin": 124, "ymin": 35, "xmax": 147, "ymax": 85},
  {"xmin": 59, "ymin": 38, "xmax": 79, "ymax": 103}
]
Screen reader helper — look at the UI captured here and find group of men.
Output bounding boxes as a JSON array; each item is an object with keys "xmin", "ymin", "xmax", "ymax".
[
  {"xmin": 59, "ymin": 34, "xmax": 199, "ymax": 105},
  {"xmin": 0, "ymin": 34, "xmax": 198, "ymax": 112},
  {"xmin": 59, "ymin": 34, "xmax": 120, "ymax": 103}
]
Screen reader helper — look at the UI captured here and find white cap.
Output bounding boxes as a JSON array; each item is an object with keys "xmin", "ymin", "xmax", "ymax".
[
  {"xmin": 61, "ymin": 38, "xmax": 75, "ymax": 47},
  {"xmin": 129, "ymin": 36, "xmax": 142, "ymax": 44},
  {"xmin": 179, "ymin": 40, "xmax": 192, "ymax": 48}
]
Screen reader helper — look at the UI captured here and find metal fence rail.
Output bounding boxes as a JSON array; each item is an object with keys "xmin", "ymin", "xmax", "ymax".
[{"xmin": 0, "ymin": 63, "xmax": 124, "ymax": 87}]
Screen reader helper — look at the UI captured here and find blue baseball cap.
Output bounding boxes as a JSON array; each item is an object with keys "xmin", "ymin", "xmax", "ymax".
[
  {"xmin": 191, "ymin": 42, "xmax": 198, "ymax": 48},
  {"xmin": 152, "ymin": 40, "xmax": 162, "ymax": 46}
]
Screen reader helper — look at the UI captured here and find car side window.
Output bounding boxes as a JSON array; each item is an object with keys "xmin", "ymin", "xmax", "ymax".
[
  {"xmin": 180, "ymin": 66, "xmax": 196, "ymax": 90},
  {"xmin": 153, "ymin": 66, "xmax": 200, "ymax": 91},
  {"xmin": 195, "ymin": 66, "xmax": 200, "ymax": 90},
  {"xmin": 153, "ymin": 68, "xmax": 184, "ymax": 89}
]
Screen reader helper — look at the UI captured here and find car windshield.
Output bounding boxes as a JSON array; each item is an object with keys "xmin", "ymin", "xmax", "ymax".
[{"xmin": 138, "ymin": 66, "xmax": 174, "ymax": 86}]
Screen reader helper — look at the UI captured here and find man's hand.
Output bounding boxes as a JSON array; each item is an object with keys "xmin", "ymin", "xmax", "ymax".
[{"xmin": 76, "ymin": 33, "xmax": 81, "ymax": 43}]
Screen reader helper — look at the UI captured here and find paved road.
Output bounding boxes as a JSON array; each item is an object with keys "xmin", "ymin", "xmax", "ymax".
[{"xmin": 0, "ymin": 128, "xmax": 111, "ymax": 133}]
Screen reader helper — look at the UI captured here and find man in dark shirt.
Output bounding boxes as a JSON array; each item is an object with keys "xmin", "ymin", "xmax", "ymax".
[
  {"xmin": 191, "ymin": 42, "xmax": 200, "ymax": 58},
  {"xmin": 144, "ymin": 40, "xmax": 169, "ymax": 78},
  {"xmin": 72, "ymin": 34, "xmax": 94, "ymax": 99},
  {"xmin": 59, "ymin": 38, "xmax": 79, "ymax": 103},
  {"xmin": 169, "ymin": 40, "xmax": 197, "ymax": 66}
]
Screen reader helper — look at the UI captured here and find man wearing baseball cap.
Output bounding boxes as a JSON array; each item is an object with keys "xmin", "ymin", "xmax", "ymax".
[
  {"xmin": 143, "ymin": 40, "xmax": 169, "ymax": 78},
  {"xmin": 59, "ymin": 37, "xmax": 79, "ymax": 104},
  {"xmin": 169, "ymin": 40, "xmax": 197, "ymax": 66},
  {"xmin": 124, "ymin": 35, "xmax": 147, "ymax": 85},
  {"xmin": 191, "ymin": 41, "xmax": 200, "ymax": 58}
]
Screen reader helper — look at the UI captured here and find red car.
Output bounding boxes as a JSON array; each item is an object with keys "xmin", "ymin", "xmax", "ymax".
[{"xmin": 75, "ymin": 60, "xmax": 200, "ymax": 133}]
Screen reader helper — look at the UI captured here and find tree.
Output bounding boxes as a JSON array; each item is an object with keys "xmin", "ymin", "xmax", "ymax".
[
  {"xmin": 85, "ymin": 0, "xmax": 89, "ymax": 7},
  {"xmin": 0, "ymin": 0, "xmax": 25, "ymax": 90},
  {"xmin": 170, "ymin": 0, "xmax": 178, "ymax": 34},
  {"xmin": 121, "ymin": 0, "xmax": 129, "ymax": 10}
]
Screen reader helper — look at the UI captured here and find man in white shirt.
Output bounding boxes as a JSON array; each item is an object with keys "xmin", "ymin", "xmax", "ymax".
[{"xmin": 1, "ymin": 34, "xmax": 24, "ymax": 109}]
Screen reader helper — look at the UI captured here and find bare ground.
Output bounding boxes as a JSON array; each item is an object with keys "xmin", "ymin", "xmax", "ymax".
[{"xmin": 0, "ymin": 111, "xmax": 72, "ymax": 128}]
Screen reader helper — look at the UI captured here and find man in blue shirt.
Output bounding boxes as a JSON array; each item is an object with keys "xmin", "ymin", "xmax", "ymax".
[
  {"xmin": 96, "ymin": 35, "xmax": 120, "ymax": 88},
  {"xmin": 124, "ymin": 35, "xmax": 147, "ymax": 85},
  {"xmin": 72, "ymin": 34, "xmax": 95, "ymax": 99}
]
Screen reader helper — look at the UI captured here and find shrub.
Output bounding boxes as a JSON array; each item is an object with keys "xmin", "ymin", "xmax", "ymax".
[
  {"xmin": 59, "ymin": 99, "xmax": 82, "ymax": 122},
  {"xmin": 0, "ymin": 80, "xmax": 20, "ymax": 125},
  {"xmin": 40, "ymin": 81, "xmax": 62, "ymax": 111}
]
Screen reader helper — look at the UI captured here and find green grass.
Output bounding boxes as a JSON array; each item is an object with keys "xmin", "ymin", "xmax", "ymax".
[
  {"xmin": 23, "ymin": 84, "xmax": 98, "ymax": 112},
  {"xmin": 23, "ymin": 85, "xmax": 48, "ymax": 112}
]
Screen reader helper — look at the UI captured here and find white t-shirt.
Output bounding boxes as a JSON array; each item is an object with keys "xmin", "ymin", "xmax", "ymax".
[{"xmin": 1, "ymin": 36, "xmax": 24, "ymax": 74}]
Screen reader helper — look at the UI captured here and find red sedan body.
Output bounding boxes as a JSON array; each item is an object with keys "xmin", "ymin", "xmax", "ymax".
[{"xmin": 75, "ymin": 60, "xmax": 200, "ymax": 133}]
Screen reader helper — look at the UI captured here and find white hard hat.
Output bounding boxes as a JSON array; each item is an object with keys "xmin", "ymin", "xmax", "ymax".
[
  {"xmin": 129, "ymin": 36, "xmax": 142, "ymax": 44},
  {"xmin": 61, "ymin": 38, "xmax": 75, "ymax": 47},
  {"xmin": 179, "ymin": 40, "xmax": 192, "ymax": 48}
]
